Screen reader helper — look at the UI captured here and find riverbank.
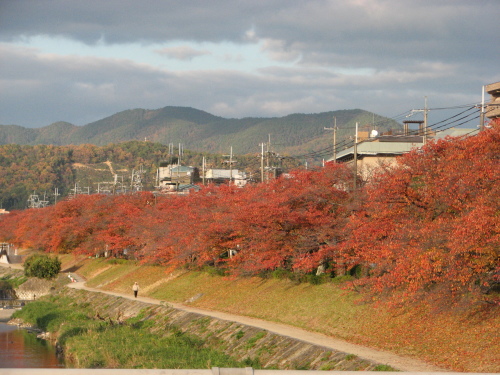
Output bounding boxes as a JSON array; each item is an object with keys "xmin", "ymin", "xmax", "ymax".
[
  {"xmin": 12, "ymin": 288, "xmax": 386, "ymax": 370},
  {"xmin": 2, "ymin": 256, "xmax": 499, "ymax": 372},
  {"xmin": 0, "ymin": 308, "xmax": 17, "ymax": 322},
  {"xmin": 65, "ymin": 256, "xmax": 499, "ymax": 372},
  {"xmin": 66, "ymin": 279, "xmax": 446, "ymax": 372}
]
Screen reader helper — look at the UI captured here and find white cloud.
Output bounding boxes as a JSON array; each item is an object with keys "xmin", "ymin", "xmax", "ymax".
[{"xmin": 155, "ymin": 46, "xmax": 211, "ymax": 61}]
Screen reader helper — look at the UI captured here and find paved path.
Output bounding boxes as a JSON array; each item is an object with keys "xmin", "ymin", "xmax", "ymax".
[{"xmin": 66, "ymin": 276, "xmax": 448, "ymax": 372}]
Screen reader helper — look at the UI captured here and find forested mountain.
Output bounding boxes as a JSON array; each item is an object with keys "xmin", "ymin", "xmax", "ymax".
[
  {"xmin": 0, "ymin": 106, "xmax": 400, "ymax": 156},
  {"xmin": 0, "ymin": 106, "xmax": 400, "ymax": 210}
]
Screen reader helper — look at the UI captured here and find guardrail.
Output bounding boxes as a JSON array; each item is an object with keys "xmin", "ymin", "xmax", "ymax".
[{"xmin": 0, "ymin": 369, "xmax": 497, "ymax": 375}]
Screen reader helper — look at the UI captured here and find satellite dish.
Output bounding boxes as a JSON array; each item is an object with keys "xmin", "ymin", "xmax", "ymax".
[{"xmin": 370, "ymin": 129, "xmax": 379, "ymax": 138}]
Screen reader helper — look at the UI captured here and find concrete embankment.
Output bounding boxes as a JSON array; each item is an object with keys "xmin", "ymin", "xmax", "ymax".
[
  {"xmin": 0, "ymin": 308, "xmax": 17, "ymax": 322},
  {"xmin": 57, "ymin": 287, "xmax": 381, "ymax": 371}
]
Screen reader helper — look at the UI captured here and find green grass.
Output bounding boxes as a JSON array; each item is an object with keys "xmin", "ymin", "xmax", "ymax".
[
  {"xmin": 61, "ymin": 257, "xmax": 500, "ymax": 372},
  {"xmin": 233, "ymin": 330, "xmax": 245, "ymax": 340},
  {"xmin": 374, "ymin": 364, "xmax": 397, "ymax": 371},
  {"xmin": 67, "ymin": 324, "xmax": 243, "ymax": 369},
  {"xmin": 12, "ymin": 294, "xmax": 255, "ymax": 369},
  {"xmin": 0, "ymin": 274, "xmax": 28, "ymax": 288},
  {"xmin": 245, "ymin": 331, "xmax": 267, "ymax": 349}
]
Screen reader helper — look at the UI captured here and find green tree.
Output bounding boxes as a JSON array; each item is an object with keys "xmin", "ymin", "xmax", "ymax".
[{"xmin": 23, "ymin": 254, "xmax": 61, "ymax": 279}]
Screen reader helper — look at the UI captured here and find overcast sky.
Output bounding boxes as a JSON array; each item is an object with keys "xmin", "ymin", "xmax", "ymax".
[{"xmin": 1, "ymin": 0, "xmax": 499, "ymax": 128}]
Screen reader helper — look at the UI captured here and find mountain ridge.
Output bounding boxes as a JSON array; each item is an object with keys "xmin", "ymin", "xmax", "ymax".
[{"xmin": 0, "ymin": 106, "xmax": 401, "ymax": 155}]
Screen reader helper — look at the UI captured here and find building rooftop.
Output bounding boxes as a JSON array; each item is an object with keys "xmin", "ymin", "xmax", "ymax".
[{"xmin": 332, "ymin": 127, "xmax": 478, "ymax": 162}]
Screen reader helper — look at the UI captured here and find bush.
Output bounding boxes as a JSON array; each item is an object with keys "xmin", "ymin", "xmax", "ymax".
[
  {"xmin": 23, "ymin": 254, "xmax": 61, "ymax": 279},
  {"xmin": 271, "ymin": 268, "xmax": 291, "ymax": 280}
]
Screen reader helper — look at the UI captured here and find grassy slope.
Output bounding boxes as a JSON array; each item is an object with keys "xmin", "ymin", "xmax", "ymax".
[{"xmin": 63, "ymin": 255, "xmax": 500, "ymax": 372}]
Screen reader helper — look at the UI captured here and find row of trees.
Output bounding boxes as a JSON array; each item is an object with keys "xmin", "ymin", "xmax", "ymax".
[{"xmin": 1, "ymin": 121, "xmax": 499, "ymax": 306}]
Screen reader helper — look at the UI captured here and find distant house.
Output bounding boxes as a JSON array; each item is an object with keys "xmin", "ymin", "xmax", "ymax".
[
  {"xmin": 157, "ymin": 164, "xmax": 199, "ymax": 192},
  {"xmin": 333, "ymin": 135, "xmax": 424, "ymax": 180},
  {"xmin": 330, "ymin": 127, "xmax": 478, "ymax": 180},
  {"xmin": 205, "ymin": 169, "xmax": 247, "ymax": 187},
  {"xmin": 485, "ymin": 81, "xmax": 500, "ymax": 120}
]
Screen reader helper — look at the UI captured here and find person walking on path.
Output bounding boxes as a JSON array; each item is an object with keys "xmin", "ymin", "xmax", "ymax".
[{"xmin": 132, "ymin": 282, "xmax": 139, "ymax": 298}]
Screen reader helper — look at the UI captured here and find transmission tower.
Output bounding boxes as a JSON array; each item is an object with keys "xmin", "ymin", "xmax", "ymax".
[
  {"xmin": 27, "ymin": 192, "xmax": 49, "ymax": 208},
  {"xmin": 130, "ymin": 166, "xmax": 146, "ymax": 192}
]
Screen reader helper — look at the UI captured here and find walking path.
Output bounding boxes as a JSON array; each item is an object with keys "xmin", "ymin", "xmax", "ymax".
[
  {"xmin": 0, "ymin": 262, "xmax": 448, "ymax": 371},
  {"xmin": 66, "ymin": 274, "xmax": 447, "ymax": 372}
]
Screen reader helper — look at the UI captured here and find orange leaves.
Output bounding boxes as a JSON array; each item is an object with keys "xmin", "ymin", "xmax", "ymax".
[
  {"xmin": 1, "ymin": 126, "xmax": 500, "ymax": 308},
  {"xmin": 344, "ymin": 123, "xmax": 500, "ymax": 305}
]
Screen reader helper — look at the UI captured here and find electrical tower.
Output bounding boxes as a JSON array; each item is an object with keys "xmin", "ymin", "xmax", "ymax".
[
  {"xmin": 68, "ymin": 183, "xmax": 90, "ymax": 199},
  {"xmin": 27, "ymin": 192, "xmax": 49, "ymax": 208},
  {"xmin": 130, "ymin": 165, "xmax": 146, "ymax": 192}
]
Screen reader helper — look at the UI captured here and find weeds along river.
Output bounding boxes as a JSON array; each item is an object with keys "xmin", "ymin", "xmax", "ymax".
[{"xmin": 0, "ymin": 322, "xmax": 64, "ymax": 368}]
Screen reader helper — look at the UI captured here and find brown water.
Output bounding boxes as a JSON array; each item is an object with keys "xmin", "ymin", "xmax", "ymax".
[{"xmin": 0, "ymin": 323, "xmax": 64, "ymax": 368}]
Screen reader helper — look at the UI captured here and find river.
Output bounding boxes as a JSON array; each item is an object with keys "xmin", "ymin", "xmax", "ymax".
[{"xmin": 0, "ymin": 322, "xmax": 64, "ymax": 368}]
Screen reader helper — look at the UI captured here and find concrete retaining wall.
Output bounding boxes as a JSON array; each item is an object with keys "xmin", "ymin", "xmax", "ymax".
[{"xmin": 56, "ymin": 288, "xmax": 381, "ymax": 371}]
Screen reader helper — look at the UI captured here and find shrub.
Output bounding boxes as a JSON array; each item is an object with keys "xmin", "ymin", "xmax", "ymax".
[{"xmin": 24, "ymin": 254, "xmax": 61, "ymax": 280}]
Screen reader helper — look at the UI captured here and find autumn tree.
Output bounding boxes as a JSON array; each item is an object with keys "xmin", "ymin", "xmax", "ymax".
[{"xmin": 340, "ymin": 123, "xmax": 500, "ymax": 305}]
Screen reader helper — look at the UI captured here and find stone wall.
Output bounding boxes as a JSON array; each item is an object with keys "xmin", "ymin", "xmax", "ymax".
[
  {"xmin": 15, "ymin": 277, "xmax": 54, "ymax": 300},
  {"xmin": 0, "ymin": 267, "xmax": 54, "ymax": 301}
]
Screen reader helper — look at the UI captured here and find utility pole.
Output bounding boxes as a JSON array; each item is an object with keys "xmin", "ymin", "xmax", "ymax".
[
  {"xmin": 168, "ymin": 143, "xmax": 174, "ymax": 164},
  {"xmin": 324, "ymin": 116, "xmax": 337, "ymax": 162},
  {"xmin": 353, "ymin": 122, "xmax": 358, "ymax": 190},
  {"xmin": 54, "ymin": 187, "xmax": 60, "ymax": 205},
  {"xmin": 178, "ymin": 143, "xmax": 183, "ymax": 165},
  {"xmin": 223, "ymin": 146, "xmax": 236, "ymax": 184},
  {"xmin": 230, "ymin": 146, "xmax": 233, "ymax": 183},
  {"xmin": 480, "ymin": 85, "xmax": 485, "ymax": 131},
  {"xmin": 266, "ymin": 135, "xmax": 270, "ymax": 174},
  {"xmin": 266, "ymin": 134, "xmax": 275, "ymax": 180},
  {"xmin": 423, "ymin": 96, "xmax": 428, "ymax": 145},
  {"xmin": 260, "ymin": 143, "xmax": 265, "ymax": 182},
  {"xmin": 407, "ymin": 97, "xmax": 429, "ymax": 144},
  {"xmin": 202, "ymin": 156, "xmax": 206, "ymax": 185}
]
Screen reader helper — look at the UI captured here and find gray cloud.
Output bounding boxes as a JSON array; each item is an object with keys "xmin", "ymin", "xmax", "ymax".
[{"xmin": 0, "ymin": 0, "xmax": 499, "ymax": 127}]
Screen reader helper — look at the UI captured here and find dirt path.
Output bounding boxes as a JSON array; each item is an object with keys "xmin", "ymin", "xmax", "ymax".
[
  {"xmin": 67, "ymin": 278, "xmax": 447, "ymax": 372},
  {"xmin": 104, "ymin": 160, "xmax": 115, "ymax": 175}
]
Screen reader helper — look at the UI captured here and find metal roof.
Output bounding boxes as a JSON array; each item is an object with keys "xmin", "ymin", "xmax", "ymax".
[
  {"xmin": 205, "ymin": 169, "xmax": 246, "ymax": 179},
  {"xmin": 432, "ymin": 128, "xmax": 479, "ymax": 139},
  {"xmin": 335, "ymin": 141, "xmax": 423, "ymax": 160}
]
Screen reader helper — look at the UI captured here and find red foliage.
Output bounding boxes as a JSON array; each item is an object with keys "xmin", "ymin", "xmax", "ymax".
[
  {"xmin": 341, "ymin": 124, "xmax": 500, "ymax": 304},
  {"xmin": 1, "ymin": 124, "xmax": 499, "ymax": 307}
]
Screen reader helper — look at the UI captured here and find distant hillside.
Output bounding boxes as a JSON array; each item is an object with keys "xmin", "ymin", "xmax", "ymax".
[
  {"xmin": 0, "ymin": 141, "xmax": 302, "ymax": 210},
  {"xmin": 0, "ymin": 106, "xmax": 401, "ymax": 157}
]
